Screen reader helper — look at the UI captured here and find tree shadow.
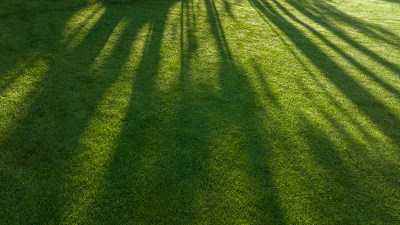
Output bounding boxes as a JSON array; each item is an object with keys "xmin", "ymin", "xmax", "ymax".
[
  {"xmin": 250, "ymin": 0, "xmax": 400, "ymax": 143},
  {"xmin": 296, "ymin": 112, "xmax": 400, "ymax": 223},
  {"xmin": 270, "ymin": 0, "xmax": 400, "ymax": 100},
  {"xmin": 0, "ymin": 1, "xmax": 91, "ymax": 92},
  {"xmin": 195, "ymin": 0, "xmax": 286, "ymax": 222},
  {"xmin": 285, "ymin": 0, "xmax": 400, "ymax": 73},
  {"xmin": 83, "ymin": 0, "xmax": 210, "ymax": 223},
  {"xmin": 249, "ymin": 0, "xmax": 400, "ymax": 222},
  {"xmin": 2, "ymin": 0, "xmax": 399, "ymax": 223},
  {"xmin": 0, "ymin": 2, "xmax": 90, "ymax": 222},
  {"xmin": 0, "ymin": 0, "xmax": 179, "ymax": 222},
  {"xmin": 87, "ymin": 0, "xmax": 287, "ymax": 223},
  {"xmin": 292, "ymin": 0, "xmax": 400, "ymax": 47}
]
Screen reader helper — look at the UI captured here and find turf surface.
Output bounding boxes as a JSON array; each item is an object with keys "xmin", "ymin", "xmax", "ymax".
[{"xmin": 1, "ymin": 0, "xmax": 400, "ymax": 223}]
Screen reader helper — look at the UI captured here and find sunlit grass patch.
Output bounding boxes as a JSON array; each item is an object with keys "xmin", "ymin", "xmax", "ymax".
[
  {"xmin": 60, "ymin": 70, "xmax": 135, "ymax": 224},
  {"xmin": 0, "ymin": 58, "xmax": 49, "ymax": 142},
  {"xmin": 63, "ymin": 3, "xmax": 107, "ymax": 50}
]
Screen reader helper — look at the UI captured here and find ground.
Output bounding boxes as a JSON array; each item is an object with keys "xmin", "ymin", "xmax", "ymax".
[{"xmin": 1, "ymin": 0, "xmax": 400, "ymax": 223}]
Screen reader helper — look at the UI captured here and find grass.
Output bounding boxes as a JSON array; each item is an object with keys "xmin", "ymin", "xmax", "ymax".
[{"xmin": 1, "ymin": 0, "xmax": 400, "ymax": 223}]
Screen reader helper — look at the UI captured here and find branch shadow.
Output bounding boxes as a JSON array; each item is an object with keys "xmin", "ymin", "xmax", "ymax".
[
  {"xmin": 2, "ymin": 0, "xmax": 399, "ymax": 223},
  {"xmin": 296, "ymin": 112, "xmax": 400, "ymax": 223},
  {"xmin": 250, "ymin": 0, "xmax": 400, "ymax": 144},
  {"xmin": 197, "ymin": 0, "xmax": 286, "ymax": 222},
  {"xmin": 290, "ymin": 0, "xmax": 400, "ymax": 48},
  {"xmin": 91, "ymin": 0, "xmax": 286, "ymax": 223},
  {"xmin": 1, "ymin": 0, "xmax": 176, "ymax": 222},
  {"xmin": 273, "ymin": 0, "xmax": 400, "ymax": 98},
  {"xmin": 75, "ymin": 0, "xmax": 214, "ymax": 223},
  {"xmin": 249, "ymin": 0, "xmax": 400, "ymax": 222}
]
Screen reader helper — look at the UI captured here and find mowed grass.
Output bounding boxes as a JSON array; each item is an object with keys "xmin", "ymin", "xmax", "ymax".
[{"xmin": 1, "ymin": 0, "xmax": 400, "ymax": 223}]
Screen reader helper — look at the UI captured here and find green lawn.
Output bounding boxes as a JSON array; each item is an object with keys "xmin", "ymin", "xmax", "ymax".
[{"xmin": 1, "ymin": 0, "xmax": 400, "ymax": 223}]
